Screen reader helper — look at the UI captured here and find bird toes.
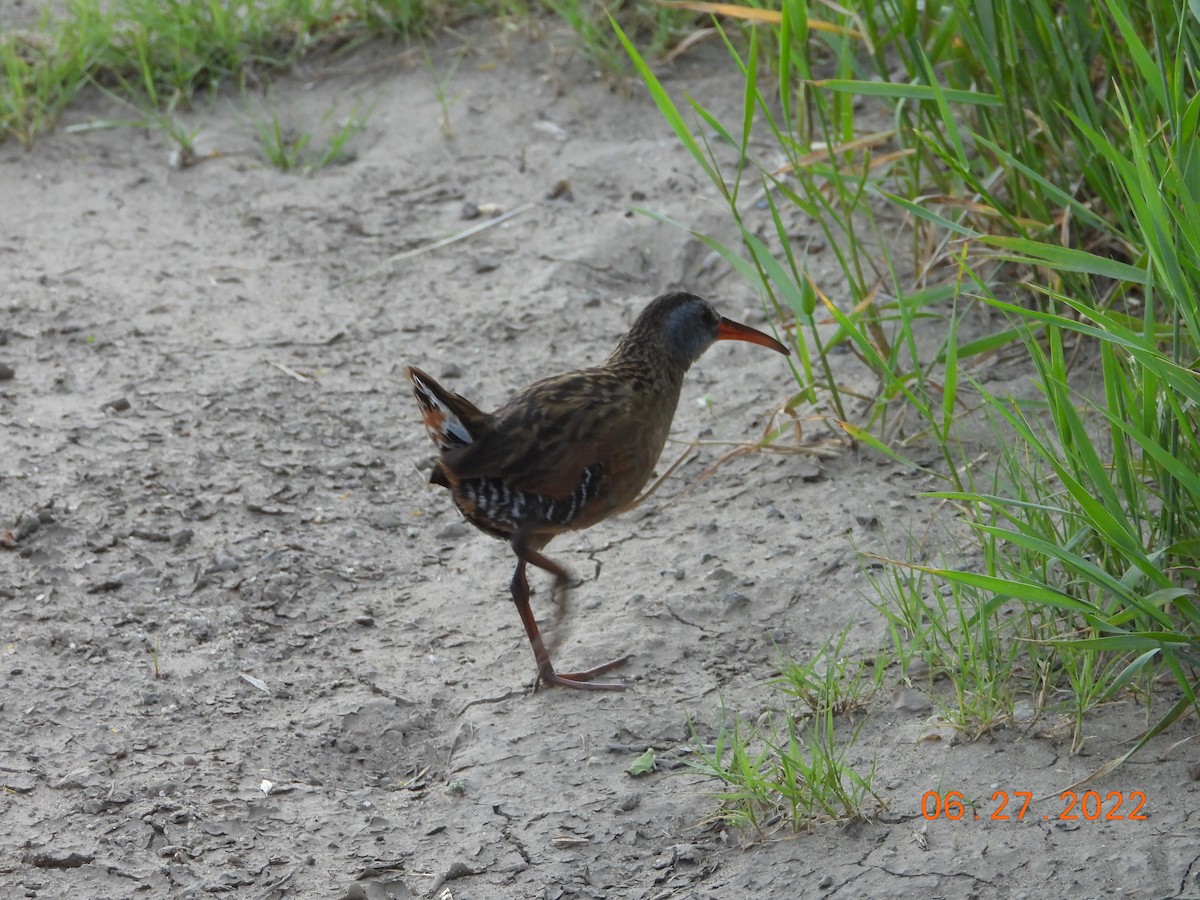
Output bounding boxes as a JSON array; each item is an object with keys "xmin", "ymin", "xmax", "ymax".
[{"xmin": 534, "ymin": 655, "xmax": 632, "ymax": 692}]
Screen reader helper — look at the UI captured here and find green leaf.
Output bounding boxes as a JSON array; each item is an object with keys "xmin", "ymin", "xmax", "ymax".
[
  {"xmin": 875, "ymin": 188, "xmax": 980, "ymax": 237},
  {"xmin": 627, "ymin": 748, "xmax": 656, "ymax": 777},
  {"xmin": 813, "ymin": 79, "xmax": 1001, "ymax": 107},
  {"xmin": 907, "ymin": 566, "xmax": 1099, "ymax": 614},
  {"xmin": 977, "ymin": 236, "xmax": 1150, "ymax": 284}
]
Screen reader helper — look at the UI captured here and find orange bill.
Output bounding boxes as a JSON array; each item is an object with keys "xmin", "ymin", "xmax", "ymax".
[{"xmin": 717, "ymin": 317, "xmax": 790, "ymax": 355}]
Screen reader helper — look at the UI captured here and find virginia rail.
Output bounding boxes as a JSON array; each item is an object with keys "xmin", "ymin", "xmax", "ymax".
[{"xmin": 407, "ymin": 291, "xmax": 789, "ymax": 691}]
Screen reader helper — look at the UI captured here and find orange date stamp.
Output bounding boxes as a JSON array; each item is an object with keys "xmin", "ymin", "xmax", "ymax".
[{"xmin": 921, "ymin": 789, "xmax": 1148, "ymax": 822}]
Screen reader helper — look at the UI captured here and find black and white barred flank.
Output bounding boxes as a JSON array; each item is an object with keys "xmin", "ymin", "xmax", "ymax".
[{"xmin": 460, "ymin": 464, "xmax": 601, "ymax": 529}]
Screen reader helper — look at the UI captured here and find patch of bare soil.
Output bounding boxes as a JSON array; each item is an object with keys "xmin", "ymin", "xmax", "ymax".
[{"xmin": 2, "ymin": 22, "xmax": 1198, "ymax": 900}]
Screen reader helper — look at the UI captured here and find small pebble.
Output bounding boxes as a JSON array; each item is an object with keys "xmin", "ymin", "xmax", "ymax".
[
  {"xmin": 797, "ymin": 463, "xmax": 824, "ymax": 483},
  {"xmin": 0, "ymin": 363, "xmax": 14, "ymax": 380},
  {"xmin": 15, "ymin": 512, "xmax": 40, "ymax": 540},
  {"xmin": 1012, "ymin": 700, "xmax": 1037, "ymax": 723},
  {"xmin": 546, "ymin": 179, "xmax": 573, "ymax": 201},
  {"xmin": 892, "ymin": 686, "xmax": 932, "ymax": 713},
  {"xmin": 616, "ymin": 793, "xmax": 641, "ymax": 812},
  {"xmin": 672, "ymin": 843, "xmax": 703, "ymax": 864},
  {"xmin": 918, "ymin": 717, "xmax": 960, "ymax": 746},
  {"xmin": 442, "ymin": 860, "xmax": 475, "ymax": 880},
  {"xmin": 723, "ymin": 591, "xmax": 750, "ymax": 611},
  {"xmin": 205, "ymin": 554, "xmax": 239, "ymax": 574},
  {"xmin": 262, "ymin": 575, "xmax": 296, "ymax": 604},
  {"xmin": 905, "ymin": 657, "xmax": 931, "ymax": 679},
  {"xmin": 461, "ymin": 201, "xmax": 480, "ymax": 220}
]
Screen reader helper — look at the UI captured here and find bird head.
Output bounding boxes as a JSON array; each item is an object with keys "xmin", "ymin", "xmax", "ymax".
[{"xmin": 617, "ymin": 292, "xmax": 790, "ymax": 370}]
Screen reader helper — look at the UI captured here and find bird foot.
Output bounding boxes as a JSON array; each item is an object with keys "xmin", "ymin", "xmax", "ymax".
[{"xmin": 535, "ymin": 655, "xmax": 632, "ymax": 693}]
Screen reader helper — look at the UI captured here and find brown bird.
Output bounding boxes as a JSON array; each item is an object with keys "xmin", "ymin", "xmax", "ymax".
[{"xmin": 407, "ymin": 291, "xmax": 789, "ymax": 692}]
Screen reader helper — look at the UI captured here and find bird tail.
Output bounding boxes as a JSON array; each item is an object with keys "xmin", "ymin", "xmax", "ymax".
[{"xmin": 406, "ymin": 366, "xmax": 486, "ymax": 451}]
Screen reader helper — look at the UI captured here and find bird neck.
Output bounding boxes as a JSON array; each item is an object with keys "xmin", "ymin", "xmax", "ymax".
[{"xmin": 603, "ymin": 335, "xmax": 691, "ymax": 394}]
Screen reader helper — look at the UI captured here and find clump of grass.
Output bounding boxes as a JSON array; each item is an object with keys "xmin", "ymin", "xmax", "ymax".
[
  {"xmin": 691, "ymin": 711, "xmax": 881, "ymax": 835},
  {"xmin": 769, "ymin": 625, "xmax": 885, "ymax": 719},
  {"xmin": 424, "ymin": 45, "xmax": 467, "ymax": 138},
  {"xmin": 688, "ymin": 643, "xmax": 885, "ymax": 835},
  {"xmin": 872, "ymin": 564, "xmax": 1023, "ymax": 739},
  {"xmin": 253, "ymin": 100, "xmax": 371, "ymax": 173},
  {"xmin": 1, "ymin": 4, "xmax": 112, "ymax": 145},
  {"xmin": 256, "ymin": 109, "xmax": 311, "ymax": 171},
  {"xmin": 64, "ymin": 80, "xmax": 206, "ymax": 167}
]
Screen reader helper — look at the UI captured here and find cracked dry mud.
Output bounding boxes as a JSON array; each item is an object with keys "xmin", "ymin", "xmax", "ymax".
[{"xmin": 3, "ymin": 22, "xmax": 1199, "ymax": 900}]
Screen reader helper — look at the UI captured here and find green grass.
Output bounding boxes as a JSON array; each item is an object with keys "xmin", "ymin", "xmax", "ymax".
[
  {"xmin": 1, "ymin": 4, "xmax": 111, "ymax": 145},
  {"xmin": 424, "ymin": 44, "xmax": 467, "ymax": 138},
  {"xmin": 544, "ymin": 0, "xmax": 694, "ymax": 75},
  {"xmin": 614, "ymin": 0, "xmax": 1200, "ymax": 797},
  {"xmin": 769, "ymin": 624, "xmax": 885, "ymax": 719},
  {"xmin": 0, "ymin": 1, "xmax": 695, "ymax": 146},
  {"xmin": 681, "ymin": 628, "xmax": 888, "ymax": 830},
  {"xmin": 251, "ymin": 98, "xmax": 371, "ymax": 172},
  {"xmin": 688, "ymin": 639, "xmax": 885, "ymax": 834},
  {"xmin": 0, "ymin": 1, "xmax": 479, "ymax": 144},
  {"xmin": 689, "ymin": 708, "xmax": 882, "ymax": 834}
]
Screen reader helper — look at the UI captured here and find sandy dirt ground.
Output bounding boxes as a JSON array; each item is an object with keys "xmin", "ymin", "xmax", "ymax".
[{"xmin": 3, "ymin": 20, "xmax": 1199, "ymax": 900}]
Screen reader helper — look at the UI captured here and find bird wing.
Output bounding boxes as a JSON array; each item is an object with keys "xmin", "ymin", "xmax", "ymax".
[{"xmin": 440, "ymin": 368, "xmax": 673, "ymax": 515}]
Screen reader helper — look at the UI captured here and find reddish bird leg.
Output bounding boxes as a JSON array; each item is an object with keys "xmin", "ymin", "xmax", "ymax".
[{"xmin": 510, "ymin": 535, "xmax": 630, "ymax": 692}]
